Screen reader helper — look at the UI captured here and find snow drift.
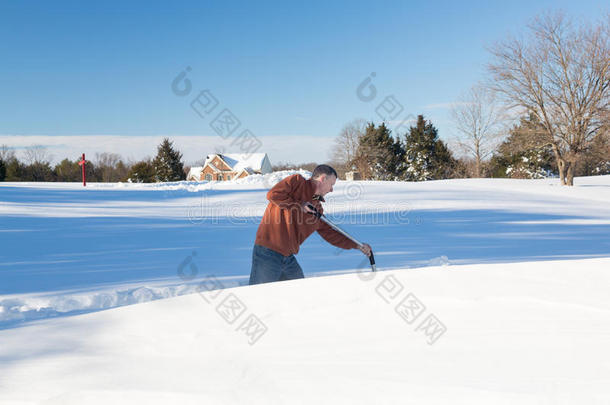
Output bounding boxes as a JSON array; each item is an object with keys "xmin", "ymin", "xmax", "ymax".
[{"xmin": 1, "ymin": 258, "xmax": 609, "ymax": 404}]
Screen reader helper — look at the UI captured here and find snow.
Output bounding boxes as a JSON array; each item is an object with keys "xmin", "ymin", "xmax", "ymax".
[
  {"xmin": 224, "ymin": 153, "xmax": 269, "ymax": 173},
  {"xmin": 1, "ymin": 174, "xmax": 610, "ymax": 403},
  {"xmin": 204, "ymin": 153, "xmax": 271, "ymax": 174},
  {"xmin": 185, "ymin": 166, "xmax": 203, "ymax": 181},
  {"xmin": 1, "ymin": 258, "xmax": 609, "ymax": 404}
]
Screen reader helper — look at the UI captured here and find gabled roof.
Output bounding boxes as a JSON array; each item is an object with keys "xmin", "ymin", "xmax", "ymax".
[{"xmin": 206, "ymin": 162, "xmax": 220, "ymax": 172}]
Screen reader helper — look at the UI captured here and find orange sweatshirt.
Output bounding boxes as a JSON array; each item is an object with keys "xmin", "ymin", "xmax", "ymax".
[{"xmin": 254, "ymin": 174, "xmax": 358, "ymax": 256}]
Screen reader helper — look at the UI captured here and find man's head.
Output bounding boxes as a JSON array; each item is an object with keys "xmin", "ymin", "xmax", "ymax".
[{"xmin": 311, "ymin": 164, "xmax": 337, "ymax": 196}]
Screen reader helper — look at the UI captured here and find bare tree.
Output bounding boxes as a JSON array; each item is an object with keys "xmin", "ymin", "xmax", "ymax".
[
  {"xmin": 0, "ymin": 144, "xmax": 16, "ymax": 162},
  {"xmin": 487, "ymin": 12, "xmax": 609, "ymax": 185},
  {"xmin": 95, "ymin": 152, "xmax": 122, "ymax": 182},
  {"xmin": 330, "ymin": 119, "xmax": 367, "ymax": 174},
  {"xmin": 23, "ymin": 145, "xmax": 52, "ymax": 165},
  {"xmin": 451, "ymin": 85, "xmax": 508, "ymax": 177},
  {"xmin": 21, "ymin": 145, "xmax": 54, "ymax": 181}
]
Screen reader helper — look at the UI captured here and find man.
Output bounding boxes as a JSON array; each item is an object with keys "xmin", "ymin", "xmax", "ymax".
[{"xmin": 249, "ymin": 164, "xmax": 372, "ymax": 285}]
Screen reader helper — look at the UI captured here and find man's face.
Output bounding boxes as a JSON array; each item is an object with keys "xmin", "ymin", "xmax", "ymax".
[{"xmin": 316, "ymin": 174, "xmax": 336, "ymax": 196}]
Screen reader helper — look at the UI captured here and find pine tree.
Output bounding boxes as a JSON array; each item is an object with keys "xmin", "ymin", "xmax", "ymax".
[
  {"xmin": 4, "ymin": 157, "xmax": 25, "ymax": 181},
  {"xmin": 127, "ymin": 160, "xmax": 156, "ymax": 183},
  {"xmin": 152, "ymin": 138, "xmax": 185, "ymax": 182},
  {"xmin": 0, "ymin": 158, "xmax": 5, "ymax": 181},
  {"xmin": 402, "ymin": 115, "xmax": 456, "ymax": 181},
  {"xmin": 54, "ymin": 159, "xmax": 82, "ymax": 182},
  {"xmin": 354, "ymin": 123, "xmax": 403, "ymax": 180},
  {"xmin": 433, "ymin": 140, "xmax": 458, "ymax": 179},
  {"xmin": 579, "ymin": 131, "xmax": 610, "ymax": 176},
  {"xmin": 489, "ymin": 114, "xmax": 556, "ymax": 178},
  {"xmin": 23, "ymin": 162, "xmax": 55, "ymax": 181}
]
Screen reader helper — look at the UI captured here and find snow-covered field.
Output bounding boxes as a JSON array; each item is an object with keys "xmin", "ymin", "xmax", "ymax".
[{"xmin": 1, "ymin": 173, "xmax": 609, "ymax": 403}]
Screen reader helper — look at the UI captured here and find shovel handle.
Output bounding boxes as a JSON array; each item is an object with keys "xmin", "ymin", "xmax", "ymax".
[
  {"xmin": 368, "ymin": 249, "xmax": 376, "ymax": 272},
  {"xmin": 306, "ymin": 203, "xmax": 376, "ymax": 272}
]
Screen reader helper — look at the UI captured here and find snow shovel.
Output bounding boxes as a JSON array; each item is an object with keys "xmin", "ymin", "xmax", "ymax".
[{"xmin": 305, "ymin": 203, "xmax": 376, "ymax": 272}]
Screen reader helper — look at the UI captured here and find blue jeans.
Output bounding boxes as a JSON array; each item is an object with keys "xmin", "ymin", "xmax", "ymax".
[{"xmin": 249, "ymin": 244, "xmax": 304, "ymax": 285}]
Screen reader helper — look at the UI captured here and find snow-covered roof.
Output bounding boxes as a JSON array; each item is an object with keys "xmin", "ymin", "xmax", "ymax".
[
  {"xmin": 204, "ymin": 153, "xmax": 269, "ymax": 173},
  {"xmin": 236, "ymin": 167, "xmax": 255, "ymax": 176},
  {"xmin": 186, "ymin": 166, "xmax": 203, "ymax": 180}
]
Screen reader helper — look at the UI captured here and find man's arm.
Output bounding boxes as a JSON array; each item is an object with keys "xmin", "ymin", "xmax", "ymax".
[
  {"xmin": 316, "ymin": 220, "xmax": 359, "ymax": 250},
  {"xmin": 266, "ymin": 174, "xmax": 305, "ymax": 210}
]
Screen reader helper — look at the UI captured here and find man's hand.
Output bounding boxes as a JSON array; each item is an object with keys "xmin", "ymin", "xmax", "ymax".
[
  {"xmin": 359, "ymin": 243, "xmax": 372, "ymax": 257},
  {"xmin": 301, "ymin": 202, "xmax": 316, "ymax": 214}
]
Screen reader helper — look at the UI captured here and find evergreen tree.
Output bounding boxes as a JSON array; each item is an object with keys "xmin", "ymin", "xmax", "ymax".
[
  {"xmin": 127, "ymin": 160, "xmax": 156, "ymax": 183},
  {"xmin": 4, "ymin": 157, "xmax": 25, "ymax": 181},
  {"xmin": 489, "ymin": 114, "xmax": 556, "ymax": 178},
  {"xmin": 153, "ymin": 138, "xmax": 185, "ymax": 182},
  {"xmin": 402, "ymin": 115, "xmax": 456, "ymax": 181},
  {"xmin": 0, "ymin": 158, "xmax": 5, "ymax": 181},
  {"xmin": 23, "ymin": 162, "xmax": 55, "ymax": 181},
  {"xmin": 578, "ymin": 131, "xmax": 610, "ymax": 176},
  {"xmin": 54, "ymin": 159, "xmax": 82, "ymax": 182},
  {"xmin": 54, "ymin": 158, "xmax": 98, "ymax": 182},
  {"xmin": 433, "ymin": 139, "xmax": 458, "ymax": 179},
  {"xmin": 354, "ymin": 123, "xmax": 403, "ymax": 180},
  {"xmin": 115, "ymin": 161, "xmax": 130, "ymax": 182}
]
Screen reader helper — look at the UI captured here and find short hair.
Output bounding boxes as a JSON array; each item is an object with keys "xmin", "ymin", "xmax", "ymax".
[{"xmin": 312, "ymin": 164, "xmax": 337, "ymax": 179}]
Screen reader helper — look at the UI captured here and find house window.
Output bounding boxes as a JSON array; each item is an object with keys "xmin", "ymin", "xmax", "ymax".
[
  {"xmin": 218, "ymin": 174, "xmax": 223, "ymax": 181},
  {"xmin": 205, "ymin": 174, "xmax": 212, "ymax": 181},
  {"xmin": 227, "ymin": 175, "xmax": 231, "ymax": 181}
]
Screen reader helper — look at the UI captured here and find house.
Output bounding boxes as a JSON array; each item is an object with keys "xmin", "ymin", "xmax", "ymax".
[
  {"xmin": 186, "ymin": 166, "xmax": 204, "ymax": 181},
  {"xmin": 187, "ymin": 153, "xmax": 272, "ymax": 181}
]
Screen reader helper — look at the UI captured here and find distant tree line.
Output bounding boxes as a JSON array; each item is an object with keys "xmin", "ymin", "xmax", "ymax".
[
  {"xmin": 330, "ymin": 115, "xmax": 464, "ymax": 181},
  {"xmin": 330, "ymin": 111, "xmax": 608, "ymax": 182},
  {"xmin": 272, "ymin": 161, "xmax": 319, "ymax": 172},
  {"xmin": 0, "ymin": 138, "xmax": 186, "ymax": 183},
  {"xmin": 276, "ymin": 116, "xmax": 462, "ymax": 182}
]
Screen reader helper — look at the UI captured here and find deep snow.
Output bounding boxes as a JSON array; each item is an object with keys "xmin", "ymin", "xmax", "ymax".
[
  {"xmin": 1, "ymin": 173, "xmax": 610, "ymax": 403},
  {"xmin": 1, "ymin": 173, "xmax": 609, "ymax": 327},
  {"xmin": 0, "ymin": 258, "xmax": 609, "ymax": 404}
]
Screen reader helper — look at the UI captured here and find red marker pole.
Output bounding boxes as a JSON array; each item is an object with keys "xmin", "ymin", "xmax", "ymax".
[{"xmin": 78, "ymin": 153, "xmax": 87, "ymax": 186}]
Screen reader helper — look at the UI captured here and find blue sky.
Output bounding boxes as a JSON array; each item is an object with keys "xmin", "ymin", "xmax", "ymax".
[{"xmin": 0, "ymin": 0, "xmax": 607, "ymax": 162}]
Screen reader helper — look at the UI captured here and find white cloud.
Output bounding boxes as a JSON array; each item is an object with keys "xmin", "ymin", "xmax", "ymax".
[{"xmin": 0, "ymin": 135, "xmax": 335, "ymax": 166}]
